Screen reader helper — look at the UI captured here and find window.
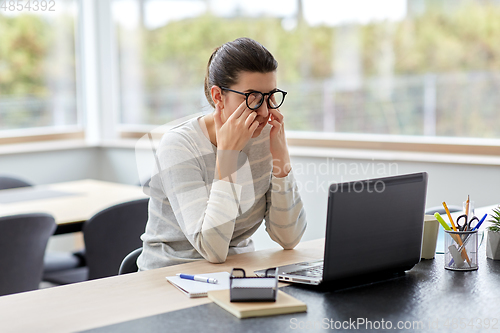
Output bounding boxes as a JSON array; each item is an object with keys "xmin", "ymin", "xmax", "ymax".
[
  {"xmin": 111, "ymin": 0, "xmax": 500, "ymax": 147},
  {"xmin": 111, "ymin": 0, "xmax": 500, "ymax": 143},
  {"xmin": 0, "ymin": 0, "xmax": 80, "ymax": 138}
]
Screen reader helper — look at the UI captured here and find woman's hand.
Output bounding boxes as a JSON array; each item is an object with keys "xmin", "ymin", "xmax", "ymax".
[
  {"xmin": 213, "ymin": 96, "xmax": 259, "ymax": 151},
  {"xmin": 268, "ymin": 106, "xmax": 291, "ymax": 178},
  {"xmin": 213, "ymin": 96, "xmax": 260, "ymax": 181}
]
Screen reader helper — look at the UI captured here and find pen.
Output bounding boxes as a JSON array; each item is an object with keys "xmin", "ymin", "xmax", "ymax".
[
  {"xmin": 434, "ymin": 213, "xmax": 451, "ymax": 231},
  {"xmin": 176, "ymin": 273, "xmax": 218, "ymax": 284},
  {"xmin": 472, "ymin": 213, "xmax": 488, "ymax": 231}
]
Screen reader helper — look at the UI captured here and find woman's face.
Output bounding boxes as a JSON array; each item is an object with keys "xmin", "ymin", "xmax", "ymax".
[{"xmin": 220, "ymin": 71, "xmax": 277, "ymax": 138}]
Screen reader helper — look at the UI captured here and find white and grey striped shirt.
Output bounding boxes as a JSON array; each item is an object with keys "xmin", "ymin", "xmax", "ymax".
[{"xmin": 137, "ymin": 116, "xmax": 307, "ymax": 270}]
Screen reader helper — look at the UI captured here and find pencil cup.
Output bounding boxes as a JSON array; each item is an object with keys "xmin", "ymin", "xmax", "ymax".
[{"xmin": 444, "ymin": 230, "xmax": 478, "ymax": 271}]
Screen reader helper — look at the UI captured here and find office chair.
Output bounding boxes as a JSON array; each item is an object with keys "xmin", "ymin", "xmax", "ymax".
[
  {"xmin": 119, "ymin": 247, "xmax": 142, "ymax": 275},
  {"xmin": 0, "ymin": 213, "xmax": 56, "ymax": 296},
  {"xmin": 0, "ymin": 175, "xmax": 33, "ymax": 190},
  {"xmin": 0, "ymin": 176, "xmax": 81, "ymax": 277},
  {"xmin": 43, "ymin": 198, "xmax": 149, "ymax": 284}
]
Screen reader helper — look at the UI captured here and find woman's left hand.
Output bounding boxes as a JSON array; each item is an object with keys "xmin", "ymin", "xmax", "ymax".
[{"xmin": 268, "ymin": 107, "xmax": 291, "ymax": 178}]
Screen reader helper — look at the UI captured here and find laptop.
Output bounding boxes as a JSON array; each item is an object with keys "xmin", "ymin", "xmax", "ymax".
[{"xmin": 255, "ymin": 172, "xmax": 428, "ymax": 285}]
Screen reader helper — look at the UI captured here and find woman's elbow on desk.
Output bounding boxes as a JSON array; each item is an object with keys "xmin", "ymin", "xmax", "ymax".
[
  {"xmin": 281, "ymin": 238, "xmax": 301, "ymax": 250},
  {"xmin": 267, "ymin": 225, "xmax": 306, "ymax": 250},
  {"xmin": 205, "ymin": 255, "xmax": 227, "ymax": 264},
  {"xmin": 197, "ymin": 243, "xmax": 228, "ymax": 264}
]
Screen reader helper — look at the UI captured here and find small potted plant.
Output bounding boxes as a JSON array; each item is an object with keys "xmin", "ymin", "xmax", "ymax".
[{"xmin": 486, "ymin": 206, "xmax": 500, "ymax": 260}]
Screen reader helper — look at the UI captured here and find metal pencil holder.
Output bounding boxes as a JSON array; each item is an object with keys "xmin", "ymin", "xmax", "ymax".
[{"xmin": 444, "ymin": 229, "xmax": 478, "ymax": 271}]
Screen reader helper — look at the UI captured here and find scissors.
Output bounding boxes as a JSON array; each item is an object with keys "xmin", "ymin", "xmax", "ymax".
[{"xmin": 456, "ymin": 214, "xmax": 480, "ymax": 231}]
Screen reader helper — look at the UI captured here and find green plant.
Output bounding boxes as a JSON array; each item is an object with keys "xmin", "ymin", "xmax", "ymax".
[{"xmin": 487, "ymin": 206, "xmax": 500, "ymax": 232}]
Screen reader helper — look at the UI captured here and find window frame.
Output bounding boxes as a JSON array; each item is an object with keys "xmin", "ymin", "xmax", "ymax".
[
  {"xmin": 0, "ymin": 0, "xmax": 85, "ymax": 141},
  {"xmin": 117, "ymin": 125, "xmax": 500, "ymax": 157}
]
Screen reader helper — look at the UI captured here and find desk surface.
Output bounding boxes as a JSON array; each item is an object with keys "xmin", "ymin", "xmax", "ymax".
[
  {"xmin": 1, "ymin": 238, "xmax": 500, "ymax": 333},
  {"xmin": 0, "ymin": 179, "xmax": 146, "ymax": 226},
  {"xmin": 0, "ymin": 239, "xmax": 324, "ymax": 333},
  {"xmin": 86, "ymin": 254, "xmax": 500, "ymax": 333}
]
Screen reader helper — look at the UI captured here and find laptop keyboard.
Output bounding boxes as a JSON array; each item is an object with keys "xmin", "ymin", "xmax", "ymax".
[{"xmin": 286, "ymin": 265, "xmax": 323, "ymax": 277}]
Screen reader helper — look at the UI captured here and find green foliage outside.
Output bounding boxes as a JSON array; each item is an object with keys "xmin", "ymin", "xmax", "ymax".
[
  {"xmin": 0, "ymin": 13, "xmax": 76, "ymax": 130},
  {"xmin": 1, "ymin": 2, "xmax": 500, "ymax": 135},
  {"xmin": 0, "ymin": 14, "xmax": 51, "ymax": 96},
  {"xmin": 136, "ymin": 3, "xmax": 500, "ymax": 136},
  {"xmin": 143, "ymin": 3, "xmax": 500, "ymax": 85}
]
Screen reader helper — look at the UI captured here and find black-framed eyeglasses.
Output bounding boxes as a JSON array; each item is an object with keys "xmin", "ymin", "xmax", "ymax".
[{"xmin": 220, "ymin": 87, "xmax": 287, "ymax": 111}]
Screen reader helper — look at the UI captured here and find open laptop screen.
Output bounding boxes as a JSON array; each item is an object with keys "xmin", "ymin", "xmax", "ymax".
[{"xmin": 323, "ymin": 172, "xmax": 428, "ymax": 282}]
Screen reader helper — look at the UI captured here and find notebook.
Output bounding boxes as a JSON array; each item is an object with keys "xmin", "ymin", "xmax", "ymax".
[
  {"xmin": 166, "ymin": 272, "xmax": 231, "ymax": 298},
  {"xmin": 255, "ymin": 172, "xmax": 428, "ymax": 286},
  {"xmin": 208, "ymin": 289, "xmax": 307, "ymax": 319}
]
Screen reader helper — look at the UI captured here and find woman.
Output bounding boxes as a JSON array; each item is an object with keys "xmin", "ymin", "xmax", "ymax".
[{"xmin": 137, "ymin": 37, "xmax": 307, "ymax": 270}]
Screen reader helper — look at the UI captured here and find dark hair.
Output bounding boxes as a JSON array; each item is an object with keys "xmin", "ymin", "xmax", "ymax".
[{"xmin": 204, "ymin": 37, "xmax": 278, "ymax": 108}]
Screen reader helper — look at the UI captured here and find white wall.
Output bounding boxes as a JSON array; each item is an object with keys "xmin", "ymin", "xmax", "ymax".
[
  {"xmin": 1, "ymin": 145, "xmax": 499, "ymax": 251},
  {"xmin": 253, "ymin": 154, "xmax": 500, "ymax": 250},
  {"xmin": 1, "ymin": 147, "xmax": 100, "ymax": 185}
]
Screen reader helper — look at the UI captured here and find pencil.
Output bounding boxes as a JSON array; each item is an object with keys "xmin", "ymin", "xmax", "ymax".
[
  {"xmin": 442, "ymin": 202, "xmax": 472, "ymax": 266},
  {"xmin": 442, "ymin": 202, "xmax": 458, "ymax": 231},
  {"xmin": 465, "ymin": 195, "xmax": 470, "ymax": 217}
]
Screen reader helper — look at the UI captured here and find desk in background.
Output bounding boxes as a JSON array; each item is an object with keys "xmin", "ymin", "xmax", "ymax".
[
  {"xmin": 0, "ymin": 179, "xmax": 147, "ymax": 234},
  {"xmin": 0, "ymin": 238, "xmax": 499, "ymax": 333}
]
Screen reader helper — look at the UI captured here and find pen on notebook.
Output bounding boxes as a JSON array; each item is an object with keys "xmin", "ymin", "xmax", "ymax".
[{"xmin": 177, "ymin": 273, "xmax": 218, "ymax": 284}]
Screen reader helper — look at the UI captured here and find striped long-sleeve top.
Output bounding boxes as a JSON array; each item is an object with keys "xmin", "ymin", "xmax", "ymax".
[{"xmin": 137, "ymin": 116, "xmax": 307, "ymax": 270}]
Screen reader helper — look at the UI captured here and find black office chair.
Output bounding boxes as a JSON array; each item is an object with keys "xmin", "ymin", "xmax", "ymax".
[
  {"xmin": 0, "ymin": 213, "xmax": 56, "ymax": 296},
  {"xmin": 119, "ymin": 247, "xmax": 142, "ymax": 275},
  {"xmin": 425, "ymin": 205, "xmax": 462, "ymax": 216},
  {"xmin": 43, "ymin": 198, "xmax": 149, "ymax": 284},
  {"xmin": 0, "ymin": 176, "xmax": 82, "ymax": 277},
  {"xmin": 0, "ymin": 175, "xmax": 33, "ymax": 190}
]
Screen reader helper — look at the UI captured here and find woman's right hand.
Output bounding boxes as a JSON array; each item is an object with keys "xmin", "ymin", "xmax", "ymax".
[{"xmin": 213, "ymin": 95, "xmax": 260, "ymax": 151}]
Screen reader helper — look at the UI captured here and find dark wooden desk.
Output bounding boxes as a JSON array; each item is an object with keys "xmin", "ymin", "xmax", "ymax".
[{"xmin": 86, "ymin": 249, "xmax": 500, "ymax": 333}]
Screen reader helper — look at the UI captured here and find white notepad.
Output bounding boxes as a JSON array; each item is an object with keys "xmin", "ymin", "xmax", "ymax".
[{"xmin": 166, "ymin": 272, "xmax": 231, "ymax": 298}]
